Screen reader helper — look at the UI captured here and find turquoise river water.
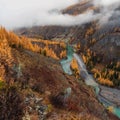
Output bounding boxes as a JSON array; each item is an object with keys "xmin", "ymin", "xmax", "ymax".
[{"xmin": 60, "ymin": 45, "xmax": 120, "ymax": 118}]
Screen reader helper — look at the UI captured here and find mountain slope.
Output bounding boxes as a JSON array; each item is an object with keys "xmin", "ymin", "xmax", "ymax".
[
  {"xmin": 15, "ymin": 0, "xmax": 120, "ymax": 87},
  {"xmin": 0, "ymin": 28, "xmax": 119, "ymax": 120}
]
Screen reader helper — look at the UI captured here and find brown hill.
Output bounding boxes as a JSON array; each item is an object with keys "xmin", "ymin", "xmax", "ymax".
[
  {"xmin": 0, "ymin": 28, "xmax": 119, "ymax": 119},
  {"xmin": 62, "ymin": 0, "xmax": 98, "ymax": 15}
]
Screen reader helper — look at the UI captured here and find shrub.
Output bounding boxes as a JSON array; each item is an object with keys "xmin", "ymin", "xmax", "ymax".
[{"xmin": 0, "ymin": 85, "xmax": 25, "ymax": 120}]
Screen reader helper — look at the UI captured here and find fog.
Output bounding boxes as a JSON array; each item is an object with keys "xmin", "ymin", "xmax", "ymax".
[
  {"xmin": 0, "ymin": 0, "xmax": 120, "ymax": 29},
  {"xmin": 94, "ymin": 0, "xmax": 120, "ymax": 6}
]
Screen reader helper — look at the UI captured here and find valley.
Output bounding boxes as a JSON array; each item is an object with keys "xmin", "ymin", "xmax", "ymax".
[
  {"xmin": 61, "ymin": 44, "xmax": 120, "ymax": 118},
  {"xmin": 0, "ymin": 0, "xmax": 120, "ymax": 119}
]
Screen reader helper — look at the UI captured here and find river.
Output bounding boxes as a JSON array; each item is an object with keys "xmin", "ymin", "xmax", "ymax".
[{"xmin": 60, "ymin": 45, "xmax": 120, "ymax": 118}]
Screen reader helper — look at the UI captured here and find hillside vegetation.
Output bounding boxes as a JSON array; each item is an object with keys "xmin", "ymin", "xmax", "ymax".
[
  {"xmin": 0, "ymin": 27, "xmax": 119, "ymax": 120},
  {"xmin": 0, "ymin": 27, "xmax": 67, "ymax": 60},
  {"xmin": 16, "ymin": 0, "xmax": 120, "ymax": 88}
]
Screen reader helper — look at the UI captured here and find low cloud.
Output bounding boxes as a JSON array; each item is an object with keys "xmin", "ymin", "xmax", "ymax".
[
  {"xmin": 94, "ymin": 0, "xmax": 120, "ymax": 6},
  {"xmin": 94, "ymin": 0, "xmax": 120, "ymax": 26},
  {"xmin": 0, "ymin": 0, "xmax": 120, "ymax": 29}
]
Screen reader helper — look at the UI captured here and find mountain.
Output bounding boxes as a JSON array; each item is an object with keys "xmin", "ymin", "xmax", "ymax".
[
  {"xmin": 15, "ymin": 0, "xmax": 120, "ymax": 61},
  {"xmin": 0, "ymin": 0, "xmax": 120, "ymax": 119},
  {"xmin": 15, "ymin": 0, "xmax": 120, "ymax": 87},
  {"xmin": 0, "ymin": 27, "xmax": 119, "ymax": 119}
]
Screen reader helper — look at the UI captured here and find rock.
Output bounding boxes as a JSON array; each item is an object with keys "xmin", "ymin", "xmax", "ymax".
[
  {"xmin": 25, "ymin": 98, "xmax": 30, "ymax": 104},
  {"xmin": 64, "ymin": 87, "xmax": 72, "ymax": 98},
  {"xmin": 22, "ymin": 112, "xmax": 30, "ymax": 120},
  {"xmin": 38, "ymin": 105, "xmax": 48, "ymax": 113},
  {"xmin": 34, "ymin": 97, "xmax": 43, "ymax": 104},
  {"xmin": 28, "ymin": 106, "xmax": 33, "ymax": 113},
  {"xmin": 36, "ymin": 105, "xmax": 40, "ymax": 111}
]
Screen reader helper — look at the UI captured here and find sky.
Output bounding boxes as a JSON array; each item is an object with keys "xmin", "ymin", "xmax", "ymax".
[{"xmin": 0, "ymin": 0, "xmax": 120, "ymax": 29}]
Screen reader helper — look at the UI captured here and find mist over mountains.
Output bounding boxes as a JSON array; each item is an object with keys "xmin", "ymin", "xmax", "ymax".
[
  {"xmin": 0, "ymin": 0, "xmax": 120, "ymax": 119},
  {"xmin": 0, "ymin": 0, "xmax": 120, "ymax": 29}
]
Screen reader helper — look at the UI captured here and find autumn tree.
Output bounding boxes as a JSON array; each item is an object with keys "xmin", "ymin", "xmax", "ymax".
[{"xmin": 70, "ymin": 58, "xmax": 80, "ymax": 78}]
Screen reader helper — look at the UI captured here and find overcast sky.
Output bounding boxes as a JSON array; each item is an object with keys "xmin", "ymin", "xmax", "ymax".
[{"xmin": 0, "ymin": 0, "xmax": 120, "ymax": 29}]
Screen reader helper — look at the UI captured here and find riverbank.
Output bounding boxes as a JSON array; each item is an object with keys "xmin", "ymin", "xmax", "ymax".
[
  {"xmin": 74, "ymin": 53, "xmax": 120, "ymax": 119},
  {"xmin": 61, "ymin": 45, "xmax": 120, "ymax": 119}
]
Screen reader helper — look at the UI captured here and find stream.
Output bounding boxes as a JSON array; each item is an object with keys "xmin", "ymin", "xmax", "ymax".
[{"xmin": 60, "ymin": 45, "xmax": 120, "ymax": 118}]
